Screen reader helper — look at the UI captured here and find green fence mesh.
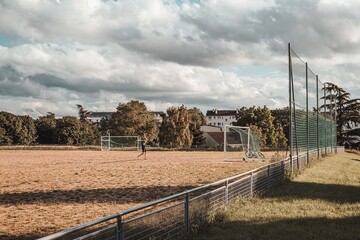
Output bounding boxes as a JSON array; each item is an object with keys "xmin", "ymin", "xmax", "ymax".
[{"xmin": 289, "ymin": 44, "xmax": 337, "ymax": 169}]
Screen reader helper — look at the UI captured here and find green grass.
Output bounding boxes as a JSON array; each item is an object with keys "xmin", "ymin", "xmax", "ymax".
[{"xmin": 193, "ymin": 151, "xmax": 360, "ymax": 240}]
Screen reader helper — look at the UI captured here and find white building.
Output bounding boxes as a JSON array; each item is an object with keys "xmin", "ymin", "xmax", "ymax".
[{"xmin": 206, "ymin": 109, "xmax": 239, "ymax": 127}]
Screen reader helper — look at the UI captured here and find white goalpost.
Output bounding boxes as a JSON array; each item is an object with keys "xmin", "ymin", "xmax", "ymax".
[
  {"xmin": 101, "ymin": 133, "xmax": 140, "ymax": 151},
  {"xmin": 224, "ymin": 125, "xmax": 264, "ymax": 161}
]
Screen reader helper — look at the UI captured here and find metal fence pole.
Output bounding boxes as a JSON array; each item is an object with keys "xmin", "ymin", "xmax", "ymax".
[
  {"xmin": 334, "ymin": 92, "xmax": 338, "ymax": 153},
  {"xmin": 316, "ymin": 75, "xmax": 320, "ymax": 159},
  {"xmin": 288, "ymin": 42, "xmax": 293, "ymax": 175},
  {"xmin": 224, "ymin": 126, "xmax": 227, "ymax": 161},
  {"xmin": 324, "ymin": 83, "xmax": 327, "ymax": 155},
  {"xmin": 330, "ymin": 88, "xmax": 333, "ymax": 154},
  {"xmin": 185, "ymin": 193, "xmax": 190, "ymax": 232},
  {"xmin": 250, "ymin": 171, "xmax": 254, "ymax": 197},
  {"xmin": 225, "ymin": 179, "xmax": 229, "ymax": 206},
  {"xmin": 117, "ymin": 215, "xmax": 124, "ymax": 240},
  {"xmin": 306, "ymin": 62, "xmax": 309, "ymax": 165}
]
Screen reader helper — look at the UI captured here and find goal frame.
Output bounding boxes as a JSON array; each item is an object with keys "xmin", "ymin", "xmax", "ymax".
[
  {"xmin": 101, "ymin": 134, "xmax": 140, "ymax": 151},
  {"xmin": 224, "ymin": 125, "xmax": 250, "ymax": 161}
]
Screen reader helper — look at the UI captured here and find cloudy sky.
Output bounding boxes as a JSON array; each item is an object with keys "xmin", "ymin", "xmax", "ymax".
[{"xmin": 0, "ymin": 0, "xmax": 359, "ymax": 117}]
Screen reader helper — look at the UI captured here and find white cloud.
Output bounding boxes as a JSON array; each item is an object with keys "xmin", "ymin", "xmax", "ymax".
[{"xmin": 0, "ymin": 0, "xmax": 359, "ymax": 117}]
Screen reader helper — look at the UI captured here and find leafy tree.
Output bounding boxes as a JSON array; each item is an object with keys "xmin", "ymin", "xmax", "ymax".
[
  {"xmin": 109, "ymin": 100, "xmax": 159, "ymax": 141},
  {"xmin": 159, "ymin": 105, "xmax": 193, "ymax": 148},
  {"xmin": 0, "ymin": 111, "xmax": 36, "ymax": 145},
  {"xmin": 56, "ymin": 116, "xmax": 99, "ymax": 145},
  {"xmin": 271, "ymin": 107, "xmax": 290, "ymax": 142},
  {"xmin": 18, "ymin": 115, "xmax": 37, "ymax": 145},
  {"xmin": 273, "ymin": 122, "xmax": 288, "ymax": 149},
  {"xmin": 235, "ymin": 106, "xmax": 287, "ymax": 149},
  {"xmin": 188, "ymin": 107, "xmax": 206, "ymax": 146},
  {"xmin": 35, "ymin": 113, "xmax": 57, "ymax": 144},
  {"xmin": 321, "ymin": 82, "xmax": 360, "ymax": 146},
  {"xmin": 99, "ymin": 116, "xmax": 111, "ymax": 135},
  {"xmin": 76, "ymin": 104, "xmax": 92, "ymax": 122},
  {"xmin": 0, "ymin": 126, "xmax": 8, "ymax": 145},
  {"xmin": 0, "ymin": 112, "xmax": 18, "ymax": 145}
]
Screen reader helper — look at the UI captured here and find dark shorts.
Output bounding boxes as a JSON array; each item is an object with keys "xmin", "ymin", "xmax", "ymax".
[{"xmin": 142, "ymin": 145, "xmax": 146, "ymax": 152}]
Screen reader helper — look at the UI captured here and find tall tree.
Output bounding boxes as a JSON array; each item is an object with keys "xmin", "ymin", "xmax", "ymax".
[
  {"xmin": 35, "ymin": 113, "xmax": 57, "ymax": 144},
  {"xmin": 56, "ymin": 116, "xmax": 98, "ymax": 145},
  {"xmin": 235, "ymin": 106, "xmax": 287, "ymax": 149},
  {"xmin": 188, "ymin": 107, "xmax": 206, "ymax": 146},
  {"xmin": 76, "ymin": 104, "xmax": 92, "ymax": 122},
  {"xmin": 109, "ymin": 100, "xmax": 159, "ymax": 141},
  {"xmin": 321, "ymin": 82, "xmax": 360, "ymax": 145},
  {"xmin": 159, "ymin": 105, "xmax": 193, "ymax": 148},
  {"xmin": 0, "ymin": 127, "xmax": 5, "ymax": 145},
  {"xmin": 18, "ymin": 115, "xmax": 37, "ymax": 145},
  {"xmin": 0, "ymin": 112, "xmax": 37, "ymax": 145}
]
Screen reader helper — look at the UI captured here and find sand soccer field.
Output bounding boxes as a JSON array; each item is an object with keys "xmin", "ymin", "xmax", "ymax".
[{"xmin": 0, "ymin": 149, "xmax": 280, "ymax": 239}]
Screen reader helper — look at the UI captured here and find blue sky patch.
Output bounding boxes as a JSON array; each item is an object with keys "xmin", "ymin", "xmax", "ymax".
[{"xmin": 0, "ymin": 33, "xmax": 13, "ymax": 47}]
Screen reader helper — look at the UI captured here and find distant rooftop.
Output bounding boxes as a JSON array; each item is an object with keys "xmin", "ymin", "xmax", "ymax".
[{"xmin": 206, "ymin": 109, "xmax": 239, "ymax": 116}]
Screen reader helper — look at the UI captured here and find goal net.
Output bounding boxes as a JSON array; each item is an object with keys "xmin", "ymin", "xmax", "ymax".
[
  {"xmin": 224, "ymin": 125, "xmax": 264, "ymax": 161},
  {"xmin": 101, "ymin": 135, "xmax": 140, "ymax": 151}
]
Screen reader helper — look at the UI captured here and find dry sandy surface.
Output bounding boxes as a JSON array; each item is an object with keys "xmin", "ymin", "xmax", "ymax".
[{"xmin": 0, "ymin": 150, "xmax": 280, "ymax": 239}]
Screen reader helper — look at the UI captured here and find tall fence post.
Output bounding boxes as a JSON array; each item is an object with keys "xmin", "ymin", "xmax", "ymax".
[
  {"xmin": 306, "ymin": 62, "xmax": 309, "ymax": 165},
  {"xmin": 185, "ymin": 193, "xmax": 190, "ymax": 232},
  {"xmin": 288, "ymin": 42, "xmax": 293, "ymax": 175},
  {"xmin": 116, "ymin": 215, "xmax": 124, "ymax": 240},
  {"xmin": 324, "ymin": 83, "xmax": 327, "ymax": 155},
  {"xmin": 334, "ymin": 91, "xmax": 338, "ymax": 153},
  {"xmin": 316, "ymin": 75, "xmax": 320, "ymax": 159}
]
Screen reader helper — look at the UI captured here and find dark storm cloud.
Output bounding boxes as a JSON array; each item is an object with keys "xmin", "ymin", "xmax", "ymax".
[{"xmin": 0, "ymin": 65, "xmax": 40, "ymax": 97}]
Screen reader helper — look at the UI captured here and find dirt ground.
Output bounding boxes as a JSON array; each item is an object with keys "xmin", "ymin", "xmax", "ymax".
[{"xmin": 0, "ymin": 150, "xmax": 284, "ymax": 239}]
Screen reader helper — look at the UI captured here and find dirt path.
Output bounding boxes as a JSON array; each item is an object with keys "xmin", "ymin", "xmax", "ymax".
[{"xmin": 0, "ymin": 150, "xmax": 275, "ymax": 239}]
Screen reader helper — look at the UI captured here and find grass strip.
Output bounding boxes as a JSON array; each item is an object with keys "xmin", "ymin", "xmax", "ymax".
[{"xmin": 193, "ymin": 151, "xmax": 360, "ymax": 240}]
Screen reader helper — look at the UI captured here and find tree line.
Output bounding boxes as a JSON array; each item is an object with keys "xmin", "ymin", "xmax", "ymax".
[
  {"xmin": 0, "ymin": 101, "xmax": 208, "ymax": 148},
  {"xmin": 0, "ymin": 100, "xmax": 287, "ymax": 149},
  {"xmin": 1, "ymin": 82, "xmax": 359, "ymax": 149}
]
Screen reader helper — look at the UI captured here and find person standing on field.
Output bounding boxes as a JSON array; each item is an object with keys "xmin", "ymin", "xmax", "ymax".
[{"xmin": 138, "ymin": 136, "xmax": 147, "ymax": 160}]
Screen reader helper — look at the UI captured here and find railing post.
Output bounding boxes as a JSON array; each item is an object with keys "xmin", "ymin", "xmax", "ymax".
[
  {"xmin": 225, "ymin": 179, "xmax": 229, "ymax": 206},
  {"xmin": 250, "ymin": 171, "xmax": 254, "ymax": 197},
  {"xmin": 267, "ymin": 165, "xmax": 271, "ymax": 190},
  {"xmin": 185, "ymin": 193, "xmax": 190, "ymax": 232},
  {"xmin": 116, "ymin": 215, "xmax": 124, "ymax": 240}
]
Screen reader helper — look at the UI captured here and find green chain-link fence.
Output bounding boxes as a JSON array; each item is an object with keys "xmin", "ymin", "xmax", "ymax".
[{"xmin": 288, "ymin": 43, "xmax": 337, "ymax": 173}]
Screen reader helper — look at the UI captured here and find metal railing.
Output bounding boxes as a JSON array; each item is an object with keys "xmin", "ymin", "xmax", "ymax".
[{"xmin": 38, "ymin": 146, "xmax": 344, "ymax": 240}]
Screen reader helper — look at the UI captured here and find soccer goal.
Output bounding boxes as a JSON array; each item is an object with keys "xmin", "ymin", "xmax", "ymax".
[
  {"xmin": 101, "ymin": 134, "xmax": 140, "ymax": 151},
  {"xmin": 224, "ymin": 125, "xmax": 264, "ymax": 161}
]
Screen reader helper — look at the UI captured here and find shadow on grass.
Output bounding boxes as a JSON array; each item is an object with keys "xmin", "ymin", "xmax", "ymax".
[
  {"xmin": 352, "ymin": 158, "xmax": 360, "ymax": 162},
  {"xmin": 264, "ymin": 181, "xmax": 360, "ymax": 204},
  {"xmin": 0, "ymin": 185, "xmax": 197, "ymax": 205},
  {"xmin": 196, "ymin": 215, "xmax": 360, "ymax": 240}
]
